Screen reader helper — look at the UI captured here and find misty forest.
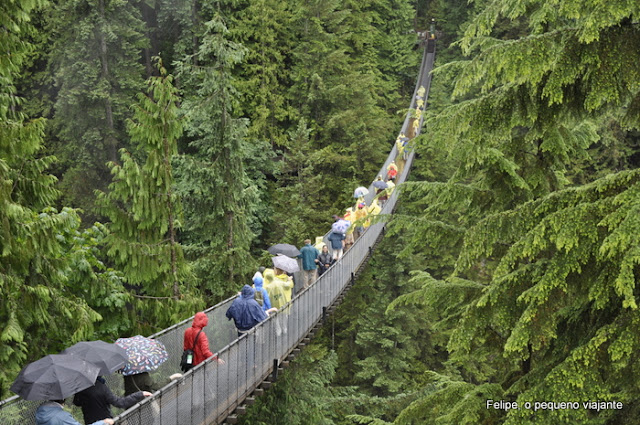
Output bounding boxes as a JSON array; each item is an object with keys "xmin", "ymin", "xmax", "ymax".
[{"xmin": 2, "ymin": 0, "xmax": 640, "ymax": 423}]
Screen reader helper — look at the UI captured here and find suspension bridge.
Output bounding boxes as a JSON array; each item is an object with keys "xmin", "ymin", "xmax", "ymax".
[{"xmin": 0, "ymin": 38, "xmax": 436, "ymax": 425}]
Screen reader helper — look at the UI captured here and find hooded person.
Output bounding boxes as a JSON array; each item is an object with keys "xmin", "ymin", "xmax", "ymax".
[
  {"xmin": 252, "ymin": 266, "xmax": 266, "ymax": 282},
  {"xmin": 252, "ymin": 275, "xmax": 272, "ymax": 312},
  {"xmin": 263, "ymin": 268, "xmax": 293, "ymax": 309},
  {"xmin": 183, "ymin": 312, "xmax": 222, "ymax": 370},
  {"xmin": 35, "ymin": 400, "xmax": 114, "ymax": 425},
  {"xmin": 226, "ymin": 285, "xmax": 269, "ymax": 337}
]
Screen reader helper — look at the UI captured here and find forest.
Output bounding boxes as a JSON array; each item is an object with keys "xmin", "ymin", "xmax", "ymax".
[{"xmin": 2, "ymin": 0, "xmax": 640, "ymax": 424}]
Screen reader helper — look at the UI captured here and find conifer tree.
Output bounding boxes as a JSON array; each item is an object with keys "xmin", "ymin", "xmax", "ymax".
[
  {"xmin": 0, "ymin": 0, "xmax": 127, "ymax": 397},
  {"xmin": 382, "ymin": 0, "xmax": 640, "ymax": 423},
  {"xmin": 97, "ymin": 61, "xmax": 192, "ymax": 330},
  {"xmin": 48, "ymin": 0, "xmax": 147, "ymax": 219},
  {"xmin": 222, "ymin": 0, "xmax": 295, "ymax": 146},
  {"xmin": 174, "ymin": 16, "xmax": 258, "ymax": 298}
]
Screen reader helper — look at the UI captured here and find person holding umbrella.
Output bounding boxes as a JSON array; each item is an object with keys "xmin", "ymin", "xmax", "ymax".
[
  {"xmin": 73, "ymin": 377, "xmax": 151, "ymax": 425},
  {"xmin": 61, "ymin": 340, "xmax": 152, "ymax": 424},
  {"xmin": 9, "ymin": 353, "xmax": 114, "ymax": 425},
  {"xmin": 263, "ymin": 268, "xmax": 294, "ymax": 310},
  {"xmin": 327, "ymin": 225, "xmax": 346, "ymax": 260}
]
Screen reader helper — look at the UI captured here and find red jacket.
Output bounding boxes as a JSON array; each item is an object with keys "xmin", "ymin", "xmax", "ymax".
[{"xmin": 183, "ymin": 312, "xmax": 216, "ymax": 366}]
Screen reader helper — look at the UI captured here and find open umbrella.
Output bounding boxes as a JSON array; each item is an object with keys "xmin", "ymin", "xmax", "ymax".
[
  {"xmin": 353, "ymin": 186, "xmax": 369, "ymax": 198},
  {"xmin": 10, "ymin": 354, "xmax": 100, "ymax": 401},
  {"xmin": 115, "ymin": 335, "xmax": 168, "ymax": 376},
  {"xmin": 272, "ymin": 254, "xmax": 300, "ymax": 273},
  {"xmin": 372, "ymin": 180, "xmax": 388, "ymax": 190},
  {"xmin": 331, "ymin": 219, "xmax": 350, "ymax": 234},
  {"xmin": 61, "ymin": 340, "xmax": 128, "ymax": 376},
  {"xmin": 267, "ymin": 243, "xmax": 301, "ymax": 257}
]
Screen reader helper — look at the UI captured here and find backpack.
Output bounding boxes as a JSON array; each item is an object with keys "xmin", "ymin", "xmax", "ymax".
[
  {"xmin": 254, "ymin": 286, "xmax": 264, "ymax": 307},
  {"xmin": 180, "ymin": 329, "xmax": 202, "ymax": 372}
]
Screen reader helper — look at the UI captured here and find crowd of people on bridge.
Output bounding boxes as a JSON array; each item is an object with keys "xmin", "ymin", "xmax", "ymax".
[{"xmin": 21, "ymin": 82, "xmax": 425, "ymax": 425}]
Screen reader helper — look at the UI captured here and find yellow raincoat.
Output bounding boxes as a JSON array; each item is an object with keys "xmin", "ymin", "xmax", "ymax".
[
  {"xmin": 386, "ymin": 180, "xmax": 396, "ymax": 195},
  {"xmin": 314, "ymin": 236, "xmax": 326, "ymax": 251},
  {"xmin": 368, "ymin": 199, "xmax": 381, "ymax": 216},
  {"xmin": 264, "ymin": 268, "xmax": 293, "ymax": 309}
]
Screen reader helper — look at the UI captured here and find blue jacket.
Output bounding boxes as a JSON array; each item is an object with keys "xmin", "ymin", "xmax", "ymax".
[
  {"xmin": 252, "ymin": 276, "xmax": 272, "ymax": 312},
  {"xmin": 298, "ymin": 244, "xmax": 319, "ymax": 270},
  {"xmin": 35, "ymin": 402, "xmax": 107, "ymax": 425},
  {"xmin": 226, "ymin": 285, "xmax": 268, "ymax": 331},
  {"xmin": 327, "ymin": 232, "xmax": 345, "ymax": 249}
]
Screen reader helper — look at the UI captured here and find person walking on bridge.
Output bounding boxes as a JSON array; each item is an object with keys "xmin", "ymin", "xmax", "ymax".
[
  {"xmin": 298, "ymin": 239, "xmax": 319, "ymax": 288},
  {"xmin": 226, "ymin": 285, "xmax": 275, "ymax": 337},
  {"xmin": 183, "ymin": 312, "xmax": 223, "ymax": 371},
  {"xmin": 36, "ymin": 400, "xmax": 114, "ymax": 425}
]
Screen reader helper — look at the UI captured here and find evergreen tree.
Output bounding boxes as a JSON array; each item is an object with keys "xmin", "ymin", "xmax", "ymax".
[
  {"xmin": 97, "ymin": 61, "xmax": 193, "ymax": 331},
  {"xmin": 48, "ymin": 0, "xmax": 147, "ymax": 219},
  {"xmin": 174, "ymin": 16, "xmax": 259, "ymax": 298},
  {"xmin": 222, "ymin": 0, "xmax": 295, "ymax": 146},
  {"xmin": 380, "ymin": 0, "xmax": 640, "ymax": 423},
  {"xmin": 0, "ymin": 0, "xmax": 127, "ymax": 397}
]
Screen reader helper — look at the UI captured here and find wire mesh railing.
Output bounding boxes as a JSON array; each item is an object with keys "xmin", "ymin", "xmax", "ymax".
[{"xmin": 0, "ymin": 40, "xmax": 435, "ymax": 425}]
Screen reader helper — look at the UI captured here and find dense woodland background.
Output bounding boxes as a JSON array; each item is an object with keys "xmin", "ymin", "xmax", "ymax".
[{"xmin": 2, "ymin": 0, "xmax": 640, "ymax": 423}]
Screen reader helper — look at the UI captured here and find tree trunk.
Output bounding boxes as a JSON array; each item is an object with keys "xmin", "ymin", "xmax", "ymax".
[
  {"xmin": 97, "ymin": 0, "xmax": 118, "ymax": 163},
  {"xmin": 163, "ymin": 124, "xmax": 180, "ymax": 298}
]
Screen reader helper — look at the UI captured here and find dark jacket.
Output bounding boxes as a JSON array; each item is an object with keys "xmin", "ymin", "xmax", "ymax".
[
  {"xmin": 318, "ymin": 252, "xmax": 333, "ymax": 266},
  {"xmin": 298, "ymin": 244, "xmax": 319, "ymax": 270},
  {"xmin": 327, "ymin": 232, "xmax": 345, "ymax": 249},
  {"xmin": 226, "ymin": 285, "xmax": 268, "ymax": 332},
  {"xmin": 74, "ymin": 377, "xmax": 144, "ymax": 424},
  {"xmin": 183, "ymin": 312, "xmax": 216, "ymax": 368}
]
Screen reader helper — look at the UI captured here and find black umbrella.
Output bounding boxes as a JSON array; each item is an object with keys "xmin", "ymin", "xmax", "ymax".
[
  {"xmin": 267, "ymin": 243, "xmax": 301, "ymax": 257},
  {"xmin": 372, "ymin": 180, "xmax": 388, "ymax": 190},
  {"xmin": 10, "ymin": 354, "xmax": 100, "ymax": 400},
  {"xmin": 61, "ymin": 340, "xmax": 128, "ymax": 375}
]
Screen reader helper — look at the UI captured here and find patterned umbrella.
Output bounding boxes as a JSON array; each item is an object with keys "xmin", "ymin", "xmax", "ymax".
[
  {"xmin": 115, "ymin": 335, "xmax": 168, "ymax": 376},
  {"xmin": 331, "ymin": 219, "xmax": 350, "ymax": 234}
]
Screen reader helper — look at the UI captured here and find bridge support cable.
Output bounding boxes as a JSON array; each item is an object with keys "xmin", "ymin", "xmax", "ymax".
[{"xmin": 0, "ymin": 42, "xmax": 436, "ymax": 425}]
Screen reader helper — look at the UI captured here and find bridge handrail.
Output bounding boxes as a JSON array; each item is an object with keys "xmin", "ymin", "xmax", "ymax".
[{"xmin": 0, "ymin": 41, "xmax": 436, "ymax": 425}]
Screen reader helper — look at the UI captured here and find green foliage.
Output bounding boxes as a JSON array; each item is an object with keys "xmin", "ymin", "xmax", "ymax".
[
  {"xmin": 238, "ymin": 345, "xmax": 338, "ymax": 425},
  {"xmin": 48, "ymin": 0, "xmax": 147, "ymax": 220},
  {"xmin": 0, "ymin": 0, "xmax": 129, "ymax": 397},
  {"xmin": 97, "ymin": 62, "xmax": 193, "ymax": 333},
  {"xmin": 174, "ymin": 16, "xmax": 259, "ymax": 299},
  {"xmin": 375, "ymin": 0, "xmax": 640, "ymax": 424}
]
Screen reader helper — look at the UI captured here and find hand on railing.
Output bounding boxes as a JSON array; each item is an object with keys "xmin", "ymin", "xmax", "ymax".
[
  {"xmin": 217, "ymin": 358, "xmax": 226, "ymax": 365},
  {"xmin": 142, "ymin": 391, "xmax": 153, "ymax": 397},
  {"xmin": 266, "ymin": 307, "xmax": 278, "ymax": 315}
]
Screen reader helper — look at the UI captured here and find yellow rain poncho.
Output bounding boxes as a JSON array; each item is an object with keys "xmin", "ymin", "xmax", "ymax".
[
  {"xmin": 264, "ymin": 268, "xmax": 293, "ymax": 309},
  {"xmin": 344, "ymin": 208, "xmax": 355, "ymax": 235},
  {"xmin": 314, "ymin": 236, "xmax": 326, "ymax": 251},
  {"xmin": 386, "ymin": 180, "xmax": 396, "ymax": 195},
  {"xmin": 368, "ymin": 199, "xmax": 381, "ymax": 216}
]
